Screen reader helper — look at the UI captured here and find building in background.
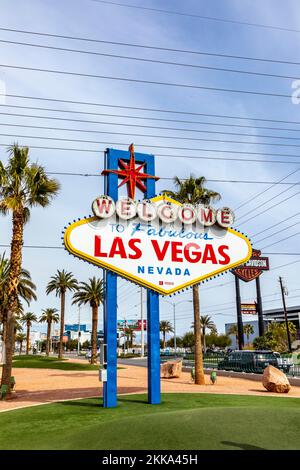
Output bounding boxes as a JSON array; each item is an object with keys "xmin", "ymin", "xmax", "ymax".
[
  {"xmin": 225, "ymin": 320, "xmax": 266, "ymax": 349},
  {"xmin": 29, "ymin": 331, "xmax": 47, "ymax": 350},
  {"xmin": 226, "ymin": 306, "xmax": 300, "ymax": 349},
  {"xmin": 263, "ymin": 306, "xmax": 300, "ymax": 346},
  {"xmin": 64, "ymin": 324, "xmax": 91, "ymax": 345},
  {"xmin": 263, "ymin": 306, "xmax": 300, "ymax": 333}
]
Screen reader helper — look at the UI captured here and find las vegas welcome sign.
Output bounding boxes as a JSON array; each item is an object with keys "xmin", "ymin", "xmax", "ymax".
[{"xmin": 64, "ymin": 194, "xmax": 252, "ymax": 296}]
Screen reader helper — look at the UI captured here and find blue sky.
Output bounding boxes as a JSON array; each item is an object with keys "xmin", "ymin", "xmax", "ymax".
[{"xmin": 1, "ymin": 0, "xmax": 300, "ymax": 338}]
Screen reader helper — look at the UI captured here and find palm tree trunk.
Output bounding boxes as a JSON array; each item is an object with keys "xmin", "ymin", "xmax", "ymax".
[
  {"xmin": 19, "ymin": 341, "xmax": 23, "ymax": 355},
  {"xmin": 1, "ymin": 208, "xmax": 24, "ymax": 394},
  {"xmin": 26, "ymin": 322, "xmax": 30, "ymax": 355},
  {"xmin": 91, "ymin": 305, "xmax": 98, "ymax": 364},
  {"xmin": 192, "ymin": 285, "xmax": 205, "ymax": 385},
  {"xmin": 163, "ymin": 331, "xmax": 166, "ymax": 349},
  {"xmin": 1, "ymin": 311, "xmax": 7, "ymax": 342},
  {"xmin": 46, "ymin": 322, "xmax": 51, "ymax": 356},
  {"xmin": 58, "ymin": 291, "xmax": 65, "ymax": 359}
]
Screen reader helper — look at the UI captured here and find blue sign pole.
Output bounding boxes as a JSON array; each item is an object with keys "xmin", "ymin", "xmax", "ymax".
[
  {"xmin": 103, "ymin": 149, "xmax": 118, "ymax": 408},
  {"xmin": 103, "ymin": 147, "xmax": 160, "ymax": 407},
  {"xmin": 147, "ymin": 290, "xmax": 160, "ymax": 404},
  {"xmin": 145, "ymin": 155, "xmax": 161, "ymax": 405}
]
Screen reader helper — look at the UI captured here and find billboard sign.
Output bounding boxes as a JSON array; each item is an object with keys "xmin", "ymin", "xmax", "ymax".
[
  {"xmin": 64, "ymin": 195, "xmax": 252, "ymax": 296},
  {"xmin": 117, "ymin": 319, "xmax": 147, "ymax": 331},
  {"xmin": 241, "ymin": 303, "xmax": 257, "ymax": 315},
  {"xmin": 65, "ymin": 324, "xmax": 87, "ymax": 332},
  {"xmin": 233, "ymin": 249, "xmax": 269, "ymax": 282}
]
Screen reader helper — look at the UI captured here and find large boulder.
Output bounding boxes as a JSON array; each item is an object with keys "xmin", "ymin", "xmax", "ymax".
[
  {"xmin": 262, "ymin": 365, "xmax": 291, "ymax": 393},
  {"xmin": 161, "ymin": 359, "xmax": 182, "ymax": 379}
]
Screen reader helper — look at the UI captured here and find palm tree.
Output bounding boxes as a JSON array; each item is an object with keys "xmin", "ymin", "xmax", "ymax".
[
  {"xmin": 228, "ymin": 324, "xmax": 239, "ymax": 348},
  {"xmin": 46, "ymin": 270, "xmax": 78, "ymax": 359},
  {"xmin": 244, "ymin": 324, "xmax": 254, "ymax": 346},
  {"xmin": 72, "ymin": 278, "xmax": 104, "ymax": 364},
  {"xmin": 192, "ymin": 316, "xmax": 216, "ymax": 353},
  {"xmin": 191, "ymin": 315, "xmax": 217, "ymax": 353},
  {"xmin": 0, "ymin": 252, "xmax": 36, "ymax": 341},
  {"xmin": 164, "ymin": 175, "xmax": 221, "ymax": 384},
  {"xmin": 15, "ymin": 332, "xmax": 26, "ymax": 355},
  {"xmin": 124, "ymin": 326, "xmax": 136, "ymax": 348},
  {"xmin": 0, "ymin": 144, "xmax": 59, "ymax": 393},
  {"xmin": 159, "ymin": 320, "xmax": 174, "ymax": 349},
  {"xmin": 39, "ymin": 308, "xmax": 59, "ymax": 356},
  {"xmin": 21, "ymin": 312, "xmax": 38, "ymax": 354}
]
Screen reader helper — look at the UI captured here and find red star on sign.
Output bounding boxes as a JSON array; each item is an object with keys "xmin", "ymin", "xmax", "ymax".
[{"xmin": 102, "ymin": 144, "xmax": 159, "ymax": 199}]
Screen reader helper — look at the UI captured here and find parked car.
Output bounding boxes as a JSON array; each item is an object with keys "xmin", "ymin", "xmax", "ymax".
[{"xmin": 217, "ymin": 350, "xmax": 281, "ymax": 374}]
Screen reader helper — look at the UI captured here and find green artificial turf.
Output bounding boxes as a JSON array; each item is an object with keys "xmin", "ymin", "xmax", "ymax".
[
  {"xmin": 10, "ymin": 355, "xmax": 99, "ymax": 371},
  {"xmin": 0, "ymin": 393, "xmax": 299, "ymax": 450}
]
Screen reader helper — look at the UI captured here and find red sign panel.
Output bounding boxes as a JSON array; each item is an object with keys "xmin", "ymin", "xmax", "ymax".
[
  {"xmin": 233, "ymin": 249, "xmax": 269, "ymax": 282},
  {"xmin": 137, "ymin": 320, "xmax": 147, "ymax": 331}
]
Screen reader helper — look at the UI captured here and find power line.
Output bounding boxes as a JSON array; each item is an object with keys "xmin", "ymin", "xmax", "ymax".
[
  {"xmin": 3, "ymin": 132, "xmax": 300, "ymax": 160},
  {"xmin": 252, "ymin": 210, "xmax": 300, "ymax": 238},
  {"xmin": 43, "ymin": 170, "xmax": 300, "ymax": 186},
  {"xmin": 161, "ymin": 293, "xmax": 300, "ymax": 321},
  {"xmin": 234, "ymin": 167, "xmax": 300, "ymax": 212},
  {"xmin": 265, "ymin": 252, "xmax": 300, "ymax": 255},
  {"xmin": 0, "ymin": 243, "xmax": 298, "ymax": 257},
  {"xmin": 237, "ymin": 189, "xmax": 300, "ymax": 226},
  {"xmin": 2, "ymin": 93, "xmax": 300, "ymax": 125},
  {"xmin": 4, "ymin": 122, "xmax": 300, "ymax": 149},
  {"xmin": 1, "ymin": 142, "xmax": 300, "ymax": 167},
  {"xmin": 0, "ymin": 63, "xmax": 293, "ymax": 99},
  {"xmin": 1, "ymin": 38, "xmax": 300, "ymax": 81},
  {"xmin": 2, "ymin": 103, "xmax": 300, "ymax": 134},
  {"xmin": 2, "ymin": 26, "xmax": 300, "ymax": 65},
  {"xmin": 162, "ymin": 287, "xmax": 300, "ymax": 317},
  {"xmin": 5, "ymin": 110, "xmax": 300, "ymax": 141},
  {"xmin": 255, "ymin": 219, "xmax": 300, "ymax": 244},
  {"xmin": 262, "ymin": 230, "xmax": 300, "ymax": 250},
  {"xmin": 237, "ymin": 180, "xmax": 300, "ymax": 221},
  {"xmin": 91, "ymin": 0, "xmax": 300, "ymax": 35}
]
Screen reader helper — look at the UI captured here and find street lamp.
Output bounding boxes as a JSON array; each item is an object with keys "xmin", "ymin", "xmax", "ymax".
[
  {"xmin": 131, "ymin": 300, "xmax": 147, "ymax": 358},
  {"xmin": 162, "ymin": 299, "xmax": 193, "ymax": 356},
  {"xmin": 77, "ymin": 306, "xmax": 81, "ymax": 357}
]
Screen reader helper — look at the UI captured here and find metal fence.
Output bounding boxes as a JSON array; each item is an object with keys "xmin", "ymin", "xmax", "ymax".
[{"xmin": 181, "ymin": 353, "xmax": 300, "ymax": 378}]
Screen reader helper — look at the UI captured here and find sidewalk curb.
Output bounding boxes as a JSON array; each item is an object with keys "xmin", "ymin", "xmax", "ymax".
[{"xmin": 182, "ymin": 366, "xmax": 300, "ymax": 386}]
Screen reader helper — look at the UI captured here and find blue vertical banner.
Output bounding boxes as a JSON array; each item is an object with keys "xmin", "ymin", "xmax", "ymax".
[
  {"xmin": 147, "ymin": 290, "xmax": 161, "ymax": 404},
  {"xmin": 103, "ymin": 149, "xmax": 118, "ymax": 408},
  {"xmin": 103, "ymin": 147, "xmax": 160, "ymax": 407},
  {"xmin": 145, "ymin": 156, "xmax": 161, "ymax": 405}
]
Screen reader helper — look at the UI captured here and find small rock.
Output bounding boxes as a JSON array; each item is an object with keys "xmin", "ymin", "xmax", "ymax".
[
  {"xmin": 262, "ymin": 365, "xmax": 291, "ymax": 393},
  {"xmin": 161, "ymin": 359, "xmax": 182, "ymax": 379}
]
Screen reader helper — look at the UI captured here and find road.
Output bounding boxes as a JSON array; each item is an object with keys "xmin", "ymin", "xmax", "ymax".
[{"xmin": 118, "ymin": 357, "xmax": 148, "ymax": 367}]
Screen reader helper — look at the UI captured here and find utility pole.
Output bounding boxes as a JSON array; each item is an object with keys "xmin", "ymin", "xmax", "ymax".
[
  {"xmin": 140, "ymin": 287, "xmax": 144, "ymax": 358},
  {"xmin": 77, "ymin": 306, "xmax": 81, "ymax": 356},
  {"xmin": 279, "ymin": 277, "xmax": 292, "ymax": 352},
  {"xmin": 173, "ymin": 303, "xmax": 177, "ymax": 357},
  {"xmin": 234, "ymin": 275, "xmax": 244, "ymax": 350},
  {"xmin": 255, "ymin": 276, "xmax": 265, "ymax": 337},
  {"xmin": 123, "ymin": 319, "xmax": 127, "ymax": 354}
]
